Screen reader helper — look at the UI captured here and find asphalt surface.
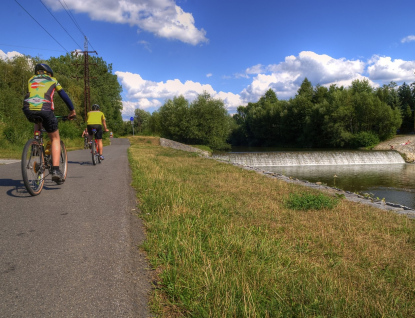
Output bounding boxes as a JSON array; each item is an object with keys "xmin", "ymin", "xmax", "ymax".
[{"xmin": 0, "ymin": 139, "xmax": 151, "ymax": 317}]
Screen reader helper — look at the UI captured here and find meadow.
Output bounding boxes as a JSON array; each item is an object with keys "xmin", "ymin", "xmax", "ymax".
[{"xmin": 128, "ymin": 136, "xmax": 415, "ymax": 317}]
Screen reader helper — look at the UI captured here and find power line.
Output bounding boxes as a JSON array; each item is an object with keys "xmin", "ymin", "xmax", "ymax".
[
  {"xmin": 0, "ymin": 43, "xmax": 65, "ymax": 52},
  {"xmin": 13, "ymin": 0, "xmax": 69, "ymax": 53},
  {"xmin": 59, "ymin": 0, "xmax": 83, "ymax": 34},
  {"xmin": 39, "ymin": 0, "xmax": 83, "ymax": 50},
  {"xmin": 59, "ymin": 0, "xmax": 97, "ymax": 53}
]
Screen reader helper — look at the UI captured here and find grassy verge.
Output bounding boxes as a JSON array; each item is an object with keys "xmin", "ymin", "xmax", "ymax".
[
  {"xmin": 0, "ymin": 137, "xmax": 86, "ymax": 159},
  {"xmin": 0, "ymin": 134, "xmax": 110, "ymax": 159},
  {"xmin": 128, "ymin": 136, "xmax": 415, "ymax": 317}
]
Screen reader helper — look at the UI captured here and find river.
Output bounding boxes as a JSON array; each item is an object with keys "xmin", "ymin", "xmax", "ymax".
[
  {"xmin": 257, "ymin": 163, "xmax": 415, "ymax": 209},
  {"xmin": 214, "ymin": 148, "xmax": 415, "ymax": 209}
]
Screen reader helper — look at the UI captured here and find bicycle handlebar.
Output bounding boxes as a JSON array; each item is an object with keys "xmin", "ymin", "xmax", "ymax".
[{"xmin": 56, "ymin": 115, "xmax": 77, "ymax": 121}]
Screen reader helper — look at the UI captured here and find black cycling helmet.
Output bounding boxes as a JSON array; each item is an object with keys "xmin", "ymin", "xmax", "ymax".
[
  {"xmin": 35, "ymin": 63, "xmax": 53, "ymax": 77},
  {"xmin": 92, "ymin": 104, "xmax": 100, "ymax": 110}
]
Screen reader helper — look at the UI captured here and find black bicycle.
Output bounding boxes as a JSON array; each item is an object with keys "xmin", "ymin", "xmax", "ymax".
[
  {"xmin": 91, "ymin": 128, "xmax": 101, "ymax": 165},
  {"xmin": 21, "ymin": 115, "xmax": 74, "ymax": 196}
]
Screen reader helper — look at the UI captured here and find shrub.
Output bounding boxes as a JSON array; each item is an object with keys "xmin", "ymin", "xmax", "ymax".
[
  {"xmin": 285, "ymin": 192, "xmax": 338, "ymax": 210},
  {"xmin": 3, "ymin": 121, "xmax": 32, "ymax": 145},
  {"xmin": 59, "ymin": 121, "xmax": 83, "ymax": 139},
  {"xmin": 350, "ymin": 131, "xmax": 380, "ymax": 148}
]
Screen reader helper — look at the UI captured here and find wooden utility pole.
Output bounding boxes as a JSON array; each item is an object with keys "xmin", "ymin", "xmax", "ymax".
[{"xmin": 72, "ymin": 37, "xmax": 97, "ymax": 120}]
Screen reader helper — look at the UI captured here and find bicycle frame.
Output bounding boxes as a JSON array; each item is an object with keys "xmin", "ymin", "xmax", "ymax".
[
  {"xmin": 91, "ymin": 129, "xmax": 101, "ymax": 165},
  {"xmin": 21, "ymin": 115, "xmax": 71, "ymax": 196},
  {"xmin": 33, "ymin": 129, "xmax": 53, "ymax": 175}
]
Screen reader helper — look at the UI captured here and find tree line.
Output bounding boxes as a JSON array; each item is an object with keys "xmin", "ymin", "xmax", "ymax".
[
  {"xmin": 230, "ymin": 78, "xmax": 410, "ymax": 148},
  {"xmin": 133, "ymin": 93, "xmax": 233, "ymax": 150},
  {"xmin": 0, "ymin": 53, "xmax": 125, "ymax": 146},
  {"xmin": 133, "ymin": 77, "xmax": 415, "ymax": 150},
  {"xmin": 2, "ymin": 53, "xmax": 415, "ymax": 151}
]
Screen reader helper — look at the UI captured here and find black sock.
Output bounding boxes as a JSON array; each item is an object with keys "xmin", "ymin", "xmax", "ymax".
[{"xmin": 53, "ymin": 166, "xmax": 59, "ymax": 171}]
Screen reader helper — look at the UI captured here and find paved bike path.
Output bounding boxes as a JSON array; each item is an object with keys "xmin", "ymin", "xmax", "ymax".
[{"xmin": 0, "ymin": 138, "xmax": 151, "ymax": 317}]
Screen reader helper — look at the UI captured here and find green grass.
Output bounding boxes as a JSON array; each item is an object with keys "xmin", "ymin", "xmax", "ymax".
[
  {"xmin": 128, "ymin": 136, "xmax": 415, "ymax": 317},
  {"xmin": 285, "ymin": 193, "xmax": 339, "ymax": 210}
]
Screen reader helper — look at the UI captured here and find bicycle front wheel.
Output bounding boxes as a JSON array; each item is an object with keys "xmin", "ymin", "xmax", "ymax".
[
  {"xmin": 21, "ymin": 139, "xmax": 44, "ymax": 196},
  {"xmin": 92, "ymin": 140, "xmax": 97, "ymax": 165},
  {"xmin": 57, "ymin": 140, "xmax": 68, "ymax": 184}
]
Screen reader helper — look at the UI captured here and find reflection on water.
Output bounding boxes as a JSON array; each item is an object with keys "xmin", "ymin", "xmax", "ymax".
[{"xmin": 258, "ymin": 164, "xmax": 415, "ymax": 209}]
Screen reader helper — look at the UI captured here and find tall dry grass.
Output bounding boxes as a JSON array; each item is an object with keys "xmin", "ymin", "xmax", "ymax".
[{"xmin": 128, "ymin": 136, "xmax": 415, "ymax": 317}]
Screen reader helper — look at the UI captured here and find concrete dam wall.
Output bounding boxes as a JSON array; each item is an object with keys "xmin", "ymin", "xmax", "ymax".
[{"xmin": 212, "ymin": 151, "xmax": 405, "ymax": 166}]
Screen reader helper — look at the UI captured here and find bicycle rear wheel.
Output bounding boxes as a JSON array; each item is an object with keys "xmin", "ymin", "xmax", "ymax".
[
  {"xmin": 57, "ymin": 140, "xmax": 68, "ymax": 184},
  {"xmin": 21, "ymin": 139, "xmax": 44, "ymax": 196},
  {"xmin": 92, "ymin": 140, "xmax": 97, "ymax": 165}
]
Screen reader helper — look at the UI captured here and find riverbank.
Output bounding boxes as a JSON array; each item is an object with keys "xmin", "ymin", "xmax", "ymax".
[
  {"xmin": 160, "ymin": 137, "xmax": 415, "ymax": 218},
  {"xmin": 373, "ymin": 134, "xmax": 415, "ymax": 162},
  {"xmin": 225, "ymin": 163, "xmax": 415, "ymax": 218},
  {"xmin": 130, "ymin": 136, "xmax": 415, "ymax": 317}
]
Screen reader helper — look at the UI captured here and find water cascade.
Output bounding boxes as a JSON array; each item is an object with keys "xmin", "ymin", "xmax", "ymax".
[{"xmin": 212, "ymin": 151, "xmax": 405, "ymax": 166}]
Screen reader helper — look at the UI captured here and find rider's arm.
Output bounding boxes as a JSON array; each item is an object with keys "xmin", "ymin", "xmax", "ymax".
[
  {"xmin": 102, "ymin": 118, "xmax": 108, "ymax": 131},
  {"xmin": 58, "ymin": 89, "xmax": 74, "ymax": 111}
]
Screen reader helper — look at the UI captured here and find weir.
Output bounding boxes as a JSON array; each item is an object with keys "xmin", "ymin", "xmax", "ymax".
[{"xmin": 212, "ymin": 151, "xmax": 405, "ymax": 166}]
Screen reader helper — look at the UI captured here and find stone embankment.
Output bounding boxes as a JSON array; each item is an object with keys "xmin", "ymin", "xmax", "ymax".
[
  {"xmin": 159, "ymin": 138, "xmax": 210, "ymax": 156},
  {"xmin": 160, "ymin": 137, "xmax": 415, "ymax": 218}
]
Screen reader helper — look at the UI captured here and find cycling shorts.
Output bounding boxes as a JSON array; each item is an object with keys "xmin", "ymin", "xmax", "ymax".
[
  {"xmin": 87, "ymin": 125, "xmax": 103, "ymax": 139},
  {"xmin": 22, "ymin": 109, "xmax": 58, "ymax": 133}
]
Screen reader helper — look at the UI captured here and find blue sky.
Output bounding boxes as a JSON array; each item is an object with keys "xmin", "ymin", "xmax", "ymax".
[{"xmin": 1, "ymin": 0, "xmax": 415, "ymax": 120}]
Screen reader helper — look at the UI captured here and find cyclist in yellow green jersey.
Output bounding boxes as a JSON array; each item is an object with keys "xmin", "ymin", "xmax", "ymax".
[
  {"xmin": 22, "ymin": 63, "xmax": 76, "ymax": 183},
  {"xmin": 87, "ymin": 104, "xmax": 109, "ymax": 160}
]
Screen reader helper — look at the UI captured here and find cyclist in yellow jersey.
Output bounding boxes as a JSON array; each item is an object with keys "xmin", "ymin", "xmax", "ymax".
[
  {"xmin": 23, "ymin": 63, "xmax": 76, "ymax": 183},
  {"xmin": 87, "ymin": 104, "xmax": 109, "ymax": 160}
]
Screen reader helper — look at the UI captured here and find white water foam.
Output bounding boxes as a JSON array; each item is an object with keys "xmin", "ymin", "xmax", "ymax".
[{"xmin": 213, "ymin": 151, "xmax": 405, "ymax": 166}]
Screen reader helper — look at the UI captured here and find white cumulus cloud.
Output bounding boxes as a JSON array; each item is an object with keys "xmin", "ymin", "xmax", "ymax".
[
  {"xmin": 0, "ymin": 49, "xmax": 23, "ymax": 60},
  {"xmin": 241, "ymin": 51, "xmax": 367, "ymax": 102},
  {"xmin": 43, "ymin": 0, "xmax": 208, "ymax": 45},
  {"xmin": 117, "ymin": 51, "xmax": 415, "ymax": 118},
  {"xmin": 367, "ymin": 55, "xmax": 415, "ymax": 82},
  {"xmin": 116, "ymin": 71, "xmax": 244, "ymax": 117},
  {"xmin": 246, "ymin": 64, "xmax": 265, "ymax": 74},
  {"xmin": 122, "ymin": 99, "xmax": 162, "ymax": 115},
  {"xmin": 116, "ymin": 71, "xmax": 215, "ymax": 100}
]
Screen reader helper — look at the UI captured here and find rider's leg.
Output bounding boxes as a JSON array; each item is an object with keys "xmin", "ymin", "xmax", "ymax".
[
  {"xmin": 48, "ymin": 130, "xmax": 61, "ymax": 167},
  {"xmin": 98, "ymin": 139, "xmax": 103, "ymax": 155}
]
